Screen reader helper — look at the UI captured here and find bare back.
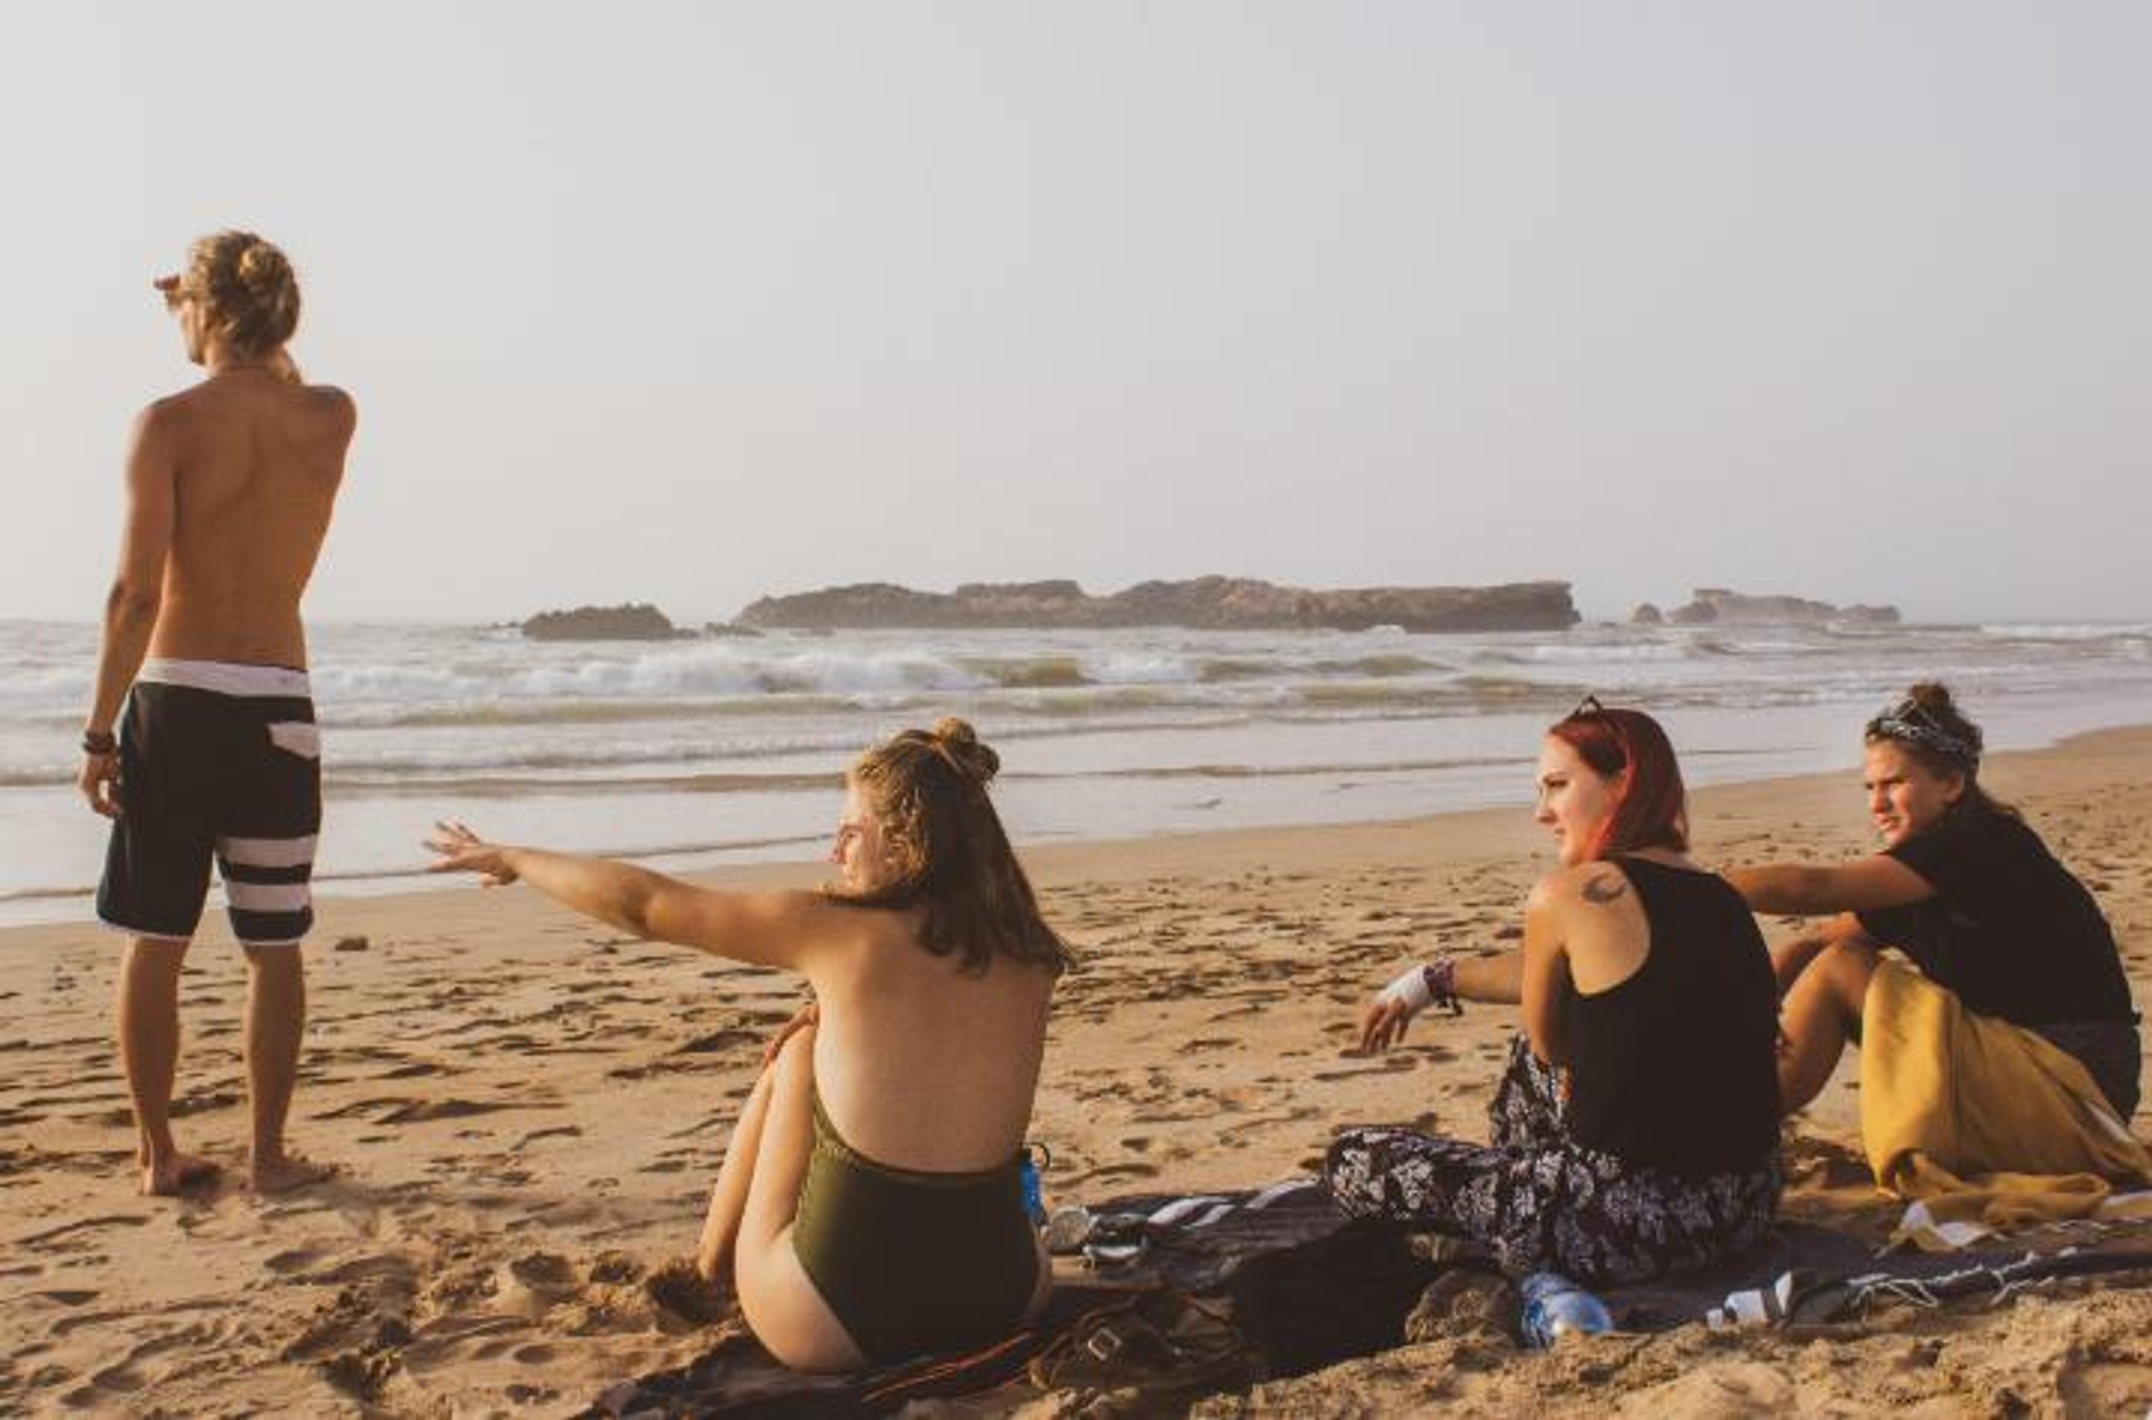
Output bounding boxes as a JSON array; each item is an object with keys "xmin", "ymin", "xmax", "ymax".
[
  {"xmin": 145, "ymin": 371, "xmax": 355, "ymax": 668},
  {"xmin": 807, "ymin": 912, "xmax": 1055, "ymax": 1174}
]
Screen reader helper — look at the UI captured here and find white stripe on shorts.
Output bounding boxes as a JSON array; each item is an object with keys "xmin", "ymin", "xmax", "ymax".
[
  {"xmin": 218, "ymin": 835, "xmax": 319, "ymax": 869},
  {"xmin": 138, "ymin": 658, "xmax": 312, "ymax": 699},
  {"xmin": 224, "ymin": 881, "xmax": 311, "ymax": 914}
]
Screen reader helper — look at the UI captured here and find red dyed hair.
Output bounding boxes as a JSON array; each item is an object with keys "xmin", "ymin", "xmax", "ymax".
[{"xmin": 1545, "ymin": 705, "xmax": 1689, "ymax": 861}]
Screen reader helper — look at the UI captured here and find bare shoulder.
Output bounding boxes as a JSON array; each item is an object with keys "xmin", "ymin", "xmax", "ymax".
[
  {"xmin": 137, "ymin": 388, "xmax": 200, "ymax": 429},
  {"xmin": 1530, "ymin": 861, "xmax": 1632, "ymax": 913},
  {"xmin": 757, "ymin": 887, "xmax": 907, "ymax": 947},
  {"xmin": 302, "ymin": 382, "xmax": 357, "ymax": 415},
  {"xmin": 299, "ymin": 383, "xmax": 359, "ymax": 432}
]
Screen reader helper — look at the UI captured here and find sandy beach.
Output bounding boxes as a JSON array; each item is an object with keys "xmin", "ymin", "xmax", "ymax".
[{"xmin": 4, "ymin": 727, "xmax": 2150, "ymax": 1416}]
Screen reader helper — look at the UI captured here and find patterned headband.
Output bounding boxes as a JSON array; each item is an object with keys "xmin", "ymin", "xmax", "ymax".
[{"xmin": 1866, "ymin": 702, "xmax": 1979, "ymax": 768}]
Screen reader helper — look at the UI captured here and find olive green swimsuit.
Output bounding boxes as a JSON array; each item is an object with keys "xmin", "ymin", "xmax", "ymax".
[{"xmin": 791, "ymin": 1089, "xmax": 1040, "ymax": 1365}]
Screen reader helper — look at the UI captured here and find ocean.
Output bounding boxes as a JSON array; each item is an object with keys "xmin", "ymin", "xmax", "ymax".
[{"xmin": 4, "ymin": 617, "xmax": 2149, "ymax": 927}]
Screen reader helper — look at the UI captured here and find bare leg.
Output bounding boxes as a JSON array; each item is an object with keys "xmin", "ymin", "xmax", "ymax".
[
  {"xmin": 696, "ymin": 1064, "xmax": 777, "ymax": 1281},
  {"xmin": 118, "ymin": 936, "xmax": 220, "ymax": 1195},
  {"xmin": 242, "ymin": 945, "xmax": 334, "ymax": 1193},
  {"xmin": 733, "ymin": 1025, "xmax": 867, "ymax": 1372},
  {"xmin": 1777, "ymin": 940, "xmax": 1879, "ymax": 1115}
]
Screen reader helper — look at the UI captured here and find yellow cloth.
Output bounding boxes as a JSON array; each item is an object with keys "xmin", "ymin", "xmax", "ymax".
[{"xmin": 1859, "ymin": 958, "xmax": 2152, "ymax": 1249}]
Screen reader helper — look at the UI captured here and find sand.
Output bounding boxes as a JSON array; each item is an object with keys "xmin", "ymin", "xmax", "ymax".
[{"xmin": 4, "ymin": 727, "xmax": 2151, "ymax": 1416}]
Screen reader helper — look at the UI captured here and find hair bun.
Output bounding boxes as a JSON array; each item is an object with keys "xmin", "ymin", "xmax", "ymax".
[
  {"xmin": 930, "ymin": 717, "xmax": 998, "ymax": 785},
  {"xmin": 1904, "ymin": 681, "xmax": 1984, "ymax": 754},
  {"xmin": 1906, "ymin": 682, "xmax": 1953, "ymax": 715},
  {"xmin": 236, "ymin": 240, "xmax": 292, "ymax": 291}
]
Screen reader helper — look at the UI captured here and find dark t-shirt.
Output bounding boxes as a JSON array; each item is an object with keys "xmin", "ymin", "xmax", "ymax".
[{"xmin": 1857, "ymin": 810, "xmax": 2135, "ymax": 1028}]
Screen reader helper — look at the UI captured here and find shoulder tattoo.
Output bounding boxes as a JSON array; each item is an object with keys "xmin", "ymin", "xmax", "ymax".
[{"xmin": 1581, "ymin": 871, "xmax": 1628, "ymax": 906}]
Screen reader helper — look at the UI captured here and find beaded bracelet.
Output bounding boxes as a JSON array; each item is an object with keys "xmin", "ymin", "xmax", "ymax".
[{"xmin": 1421, "ymin": 954, "xmax": 1462, "ymax": 1015}]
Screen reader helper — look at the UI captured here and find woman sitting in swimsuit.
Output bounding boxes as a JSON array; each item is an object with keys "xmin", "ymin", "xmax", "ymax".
[
  {"xmin": 426, "ymin": 718, "xmax": 1068, "ymax": 1372},
  {"xmin": 1328, "ymin": 700, "xmax": 1782, "ymax": 1285},
  {"xmin": 1727, "ymin": 682, "xmax": 2141, "ymax": 1124}
]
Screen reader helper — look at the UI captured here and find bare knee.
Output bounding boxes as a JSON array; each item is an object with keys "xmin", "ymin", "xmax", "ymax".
[
  {"xmin": 125, "ymin": 937, "xmax": 190, "ymax": 976},
  {"xmin": 242, "ymin": 944, "xmax": 305, "ymax": 977},
  {"xmin": 767, "ymin": 1021, "xmax": 817, "ymax": 1084},
  {"xmin": 1813, "ymin": 940, "xmax": 1879, "ymax": 1018}
]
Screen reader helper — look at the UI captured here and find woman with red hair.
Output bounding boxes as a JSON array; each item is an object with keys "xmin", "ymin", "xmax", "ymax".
[{"xmin": 1326, "ymin": 700, "xmax": 1783, "ymax": 1284}]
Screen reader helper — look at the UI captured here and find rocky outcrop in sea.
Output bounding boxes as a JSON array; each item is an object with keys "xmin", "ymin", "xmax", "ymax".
[
  {"xmin": 1663, "ymin": 588, "xmax": 1900, "ymax": 627},
  {"xmin": 520, "ymin": 603, "xmax": 695, "ymax": 641},
  {"xmin": 734, "ymin": 577, "xmax": 1579, "ymax": 633}
]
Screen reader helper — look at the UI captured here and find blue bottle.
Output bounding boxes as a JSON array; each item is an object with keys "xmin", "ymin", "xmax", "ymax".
[
  {"xmin": 1518, "ymin": 1271, "xmax": 1614, "ymax": 1347},
  {"xmin": 1017, "ymin": 1152, "xmax": 1046, "ymax": 1225}
]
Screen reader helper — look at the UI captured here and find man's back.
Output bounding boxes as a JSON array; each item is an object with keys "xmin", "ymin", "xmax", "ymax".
[{"xmin": 145, "ymin": 370, "xmax": 356, "ymax": 669}]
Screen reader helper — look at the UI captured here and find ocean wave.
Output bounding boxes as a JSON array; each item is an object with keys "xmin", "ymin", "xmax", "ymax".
[
  {"xmin": 327, "ymin": 768, "xmax": 845, "ymax": 797},
  {"xmin": 956, "ymin": 655, "xmax": 1091, "ymax": 689},
  {"xmin": 1197, "ymin": 653, "xmax": 1443, "ymax": 683},
  {"xmin": 316, "ymin": 645, "xmax": 984, "ymax": 703},
  {"xmin": 340, "ymin": 695, "xmax": 863, "ymax": 730},
  {"xmin": 1977, "ymin": 623, "xmax": 2152, "ymax": 641}
]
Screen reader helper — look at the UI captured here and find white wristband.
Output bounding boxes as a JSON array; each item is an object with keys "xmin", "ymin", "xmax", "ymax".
[{"xmin": 1377, "ymin": 963, "xmax": 1435, "ymax": 1014}]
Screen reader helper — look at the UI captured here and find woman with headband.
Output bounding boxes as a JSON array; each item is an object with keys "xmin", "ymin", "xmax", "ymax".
[
  {"xmin": 1729, "ymin": 683, "xmax": 2141, "ymax": 1128},
  {"xmin": 1328, "ymin": 700, "xmax": 1782, "ymax": 1286}
]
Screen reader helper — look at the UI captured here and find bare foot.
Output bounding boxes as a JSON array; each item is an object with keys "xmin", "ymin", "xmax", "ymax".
[
  {"xmin": 141, "ymin": 1151, "xmax": 223, "ymax": 1197},
  {"xmin": 250, "ymin": 1152, "xmax": 338, "ymax": 1194}
]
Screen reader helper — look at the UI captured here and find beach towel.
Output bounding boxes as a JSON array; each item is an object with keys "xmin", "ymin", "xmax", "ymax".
[
  {"xmin": 580, "ymin": 1180, "xmax": 1432, "ymax": 1417},
  {"xmin": 578, "ymin": 1181, "xmax": 2152, "ymax": 1417},
  {"xmin": 1860, "ymin": 958, "xmax": 2152, "ymax": 1249}
]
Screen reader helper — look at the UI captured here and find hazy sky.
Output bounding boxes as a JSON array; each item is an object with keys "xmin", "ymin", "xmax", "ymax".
[{"xmin": 4, "ymin": 3, "xmax": 2146, "ymax": 625}]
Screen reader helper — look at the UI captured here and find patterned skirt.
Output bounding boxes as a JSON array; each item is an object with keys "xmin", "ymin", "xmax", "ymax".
[{"xmin": 1325, "ymin": 1035, "xmax": 1781, "ymax": 1285}]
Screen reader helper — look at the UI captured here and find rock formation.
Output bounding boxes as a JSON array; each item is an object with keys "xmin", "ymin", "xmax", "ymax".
[
  {"xmin": 520, "ymin": 603, "xmax": 692, "ymax": 641},
  {"xmin": 1664, "ymin": 589, "xmax": 1899, "ymax": 627},
  {"xmin": 735, "ymin": 577, "xmax": 1579, "ymax": 633}
]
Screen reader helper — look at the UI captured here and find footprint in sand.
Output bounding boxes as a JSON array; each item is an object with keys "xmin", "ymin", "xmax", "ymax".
[
  {"xmin": 378, "ymin": 1098, "xmax": 519, "ymax": 1125},
  {"xmin": 1067, "ymin": 1160, "xmax": 1162, "ymax": 1187},
  {"xmin": 265, "ymin": 1246, "xmax": 325, "ymax": 1275},
  {"xmin": 1313, "ymin": 1057, "xmax": 1418, "ymax": 1082},
  {"xmin": 13, "ymin": 1214, "xmax": 150, "ymax": 1249}
]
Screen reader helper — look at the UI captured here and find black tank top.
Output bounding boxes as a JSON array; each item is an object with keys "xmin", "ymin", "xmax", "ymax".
[{"xmin": 1563, "ymin": 857, "xmax": 1781, "ymax": 1176}]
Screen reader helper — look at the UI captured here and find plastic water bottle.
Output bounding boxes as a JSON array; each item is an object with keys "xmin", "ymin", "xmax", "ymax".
[
  {"xmin": 1017, "ymin": 1152, "xmax": 1046, "ymax": 1225},
  {"xmin": 1518, "ymin": 1271, "xmax": 1614, "ymax": 1347}
]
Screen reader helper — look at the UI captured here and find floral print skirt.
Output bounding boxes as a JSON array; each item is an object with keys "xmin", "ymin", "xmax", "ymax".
[{"xmin": 1324, "ymin": 1035, "xmax": 1781, "ymax": 1285}]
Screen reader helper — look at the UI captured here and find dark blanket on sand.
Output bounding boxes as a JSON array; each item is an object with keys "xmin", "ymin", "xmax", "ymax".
[{"xmin": 582, "ymin": 1182, "xmax": 2152, "ymax": 1418}]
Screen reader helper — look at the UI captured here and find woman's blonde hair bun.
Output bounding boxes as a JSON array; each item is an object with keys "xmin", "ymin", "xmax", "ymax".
[{"xmin": 930, "ymin": 717, "xmax": 999, "ymax": 785}]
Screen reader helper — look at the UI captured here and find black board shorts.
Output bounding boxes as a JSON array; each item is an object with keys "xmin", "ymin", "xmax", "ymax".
[{"xmin": 97, "ymin": 660, "xmax": 321, "ymax": 947}]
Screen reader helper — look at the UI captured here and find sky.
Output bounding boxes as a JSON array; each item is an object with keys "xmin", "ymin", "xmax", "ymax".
[{"xmin": 3, "ymin": 3, "xmax": 2147, "ymax": 626}]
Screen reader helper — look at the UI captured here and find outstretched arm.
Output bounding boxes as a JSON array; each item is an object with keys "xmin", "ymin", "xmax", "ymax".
[
  {"xmin": 1727, "ymin": 856, "xmax": 1934, "ymax": 916},
  {"xmin": 425, "ymin": 822, "xmax": 827, "ymax": 971},
  {"xmin": 1357, "ymin": 949, "xmax": 1522, "ymax": 1053}
]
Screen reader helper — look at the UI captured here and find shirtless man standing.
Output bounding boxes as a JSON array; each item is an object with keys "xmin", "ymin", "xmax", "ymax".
[{"xmin": 78, "ymin": 231, "xmax": 356, "ymax": 1196}]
